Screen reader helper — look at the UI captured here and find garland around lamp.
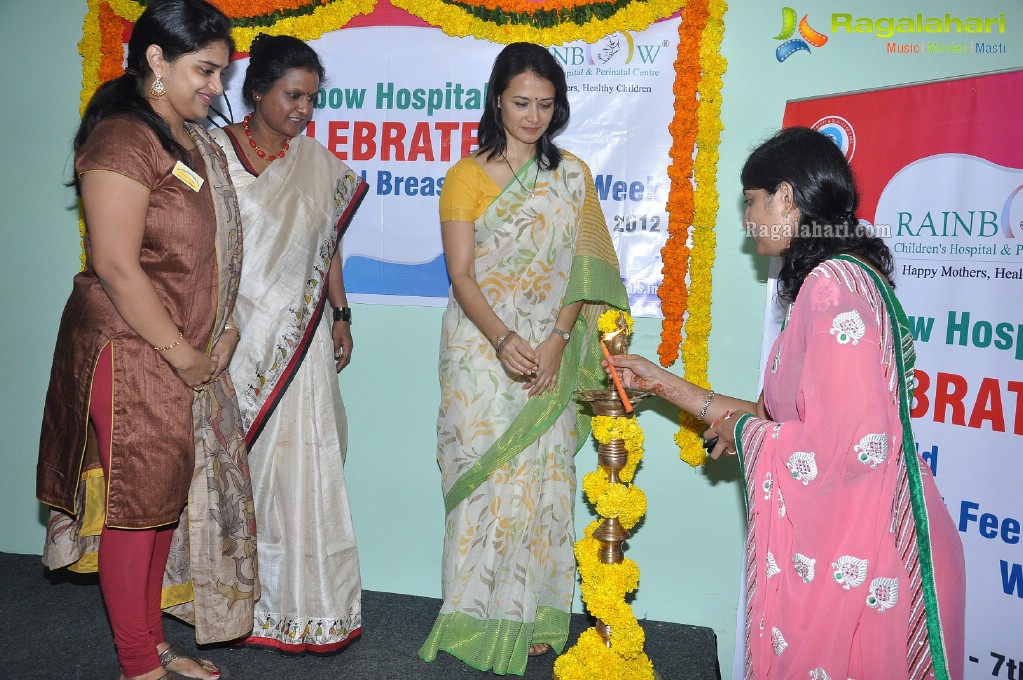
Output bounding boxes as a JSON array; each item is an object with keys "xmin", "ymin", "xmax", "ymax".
[{"xmin": 554, "ymin": 310, "xmax": 656, "ymax": 680}]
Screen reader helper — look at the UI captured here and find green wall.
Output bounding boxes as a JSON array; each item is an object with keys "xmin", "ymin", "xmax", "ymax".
[{"xmin": 2, "ymin": 2, "xmax": 1020, "ymax": 677}]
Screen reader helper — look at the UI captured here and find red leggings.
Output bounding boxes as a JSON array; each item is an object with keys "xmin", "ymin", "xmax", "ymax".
[{"xmin": 91, "ymin": 343, "xmax": 173, "ymax": 677}]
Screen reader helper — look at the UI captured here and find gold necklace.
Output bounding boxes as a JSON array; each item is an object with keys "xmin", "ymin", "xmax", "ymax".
[{"xmin": 502, "ymin": 154, "xmax": 541, "ymax": 196}]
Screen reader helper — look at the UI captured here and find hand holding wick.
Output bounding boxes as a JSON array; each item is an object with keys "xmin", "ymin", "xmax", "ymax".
[{"xmin": 603, "ymin": 353, "xmax": 665, "ymax": 394}]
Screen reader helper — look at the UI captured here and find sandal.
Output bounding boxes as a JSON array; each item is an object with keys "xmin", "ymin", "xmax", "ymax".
[
  {"xmin": 158, "ymin": 643, "xmax": 226, "ymax": 680},
  {"xmin": 528, "ymin": 643, "xmax": 551, "ymax": 657}
]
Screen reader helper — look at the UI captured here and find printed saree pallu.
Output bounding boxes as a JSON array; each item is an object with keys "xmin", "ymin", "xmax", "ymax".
[{"xmin": 420, "ymin": 152, "xmax": 628, "ymax": 675}]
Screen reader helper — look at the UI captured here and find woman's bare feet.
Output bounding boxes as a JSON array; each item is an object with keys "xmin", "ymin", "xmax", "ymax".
[{"xmin": 528, "ymin": 643, "xmax": 551, "ymax": 656}]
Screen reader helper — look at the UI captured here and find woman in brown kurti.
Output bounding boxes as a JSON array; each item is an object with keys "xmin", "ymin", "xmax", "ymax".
[{"xmin": 36, "ymin": 2, "xmax": 255, "ymax": 679}]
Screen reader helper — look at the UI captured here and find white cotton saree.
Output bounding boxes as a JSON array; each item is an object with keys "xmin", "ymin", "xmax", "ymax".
[{"xmin": 211, "ymin": 129, "xmax": 367, "ymax": 653}]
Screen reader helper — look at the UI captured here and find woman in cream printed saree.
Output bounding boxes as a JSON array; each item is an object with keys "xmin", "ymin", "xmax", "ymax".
[
  {"xmin": 210, "ymin": 34, "xmax": 367, "ymax": 655},
  {"xmin": 419, "ymin": 43, "xmax": 628, "ymax": 675}
]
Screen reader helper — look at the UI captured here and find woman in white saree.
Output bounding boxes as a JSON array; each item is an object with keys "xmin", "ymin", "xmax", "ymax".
[
  {"xmin": 209, "ymin": 34, "xmax": 366, "ymax": 655},
  {"xmin": 419, "ymin": 43, "xmax": 629, "ymax": 675}
]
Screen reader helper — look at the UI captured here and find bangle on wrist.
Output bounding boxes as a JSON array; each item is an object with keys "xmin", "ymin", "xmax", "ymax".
[
  {"xmin": 495, "ymin": 330, "xmax": 516, "ymax": 355},
  {"xmin": 154, "ymin": 331, "xmax": 183, "ymax": 353},
  {"xmin": 222, "ymin": 321, "xmax": 240, "ymax": 335},
  {"xmin": 698, "ymin": 389, "xmax": 716, "ymax": 420},
  {"xmin": 333, "ymin": 306, "xmax": 352, "ymax": 323}
]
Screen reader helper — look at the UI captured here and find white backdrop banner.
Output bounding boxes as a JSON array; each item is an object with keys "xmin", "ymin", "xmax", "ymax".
[
  {"xmin": 780, "ymin": 70, "xmax": 1023, "ymax": 679},
  {"xmin": 217, "ymin": 5, "xmax": 680, "ymax": 315}
]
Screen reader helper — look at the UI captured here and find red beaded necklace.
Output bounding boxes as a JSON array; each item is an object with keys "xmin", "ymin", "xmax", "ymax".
[{"xmin": 243, "ymin": 113, "xmax": 291, "ymax": 162}]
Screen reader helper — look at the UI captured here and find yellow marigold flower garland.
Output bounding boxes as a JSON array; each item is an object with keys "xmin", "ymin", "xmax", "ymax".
[
  {"xmin": 228, "ymin": 0, "xmax": 378, "ymax": 51},
  {"xmin": 589, "ymin": 415, "xmax": 642, "ymax": 483},
  {"xmin": 443, "ymin": 0, "xmax": 617, "ymax": 12},
  {"xmin": 213, "ymin": 0, "xmax": 327, "ymax": 16},
  {"xmin": 102, "ymin": 0, "xmax": 378, "ymax": 52},
  {"xmin": 554, "ymin": 414, "xmax": 654, "ymax": 679},
  {"xmin": 98, "ymin": 4, "xmax": 126, "ymax": 90},
  {"xmin": 391, "ymin": 0, "xmax": 683, "ymax": 46},
  {"xmin": 672, "ymin": 0, "xmax": 727, "ymax": 467}
]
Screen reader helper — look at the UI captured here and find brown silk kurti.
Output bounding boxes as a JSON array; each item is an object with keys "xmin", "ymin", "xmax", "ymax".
[{"xmin": 38, "ymin": 117, "xmax": 221, "ymax": 528}]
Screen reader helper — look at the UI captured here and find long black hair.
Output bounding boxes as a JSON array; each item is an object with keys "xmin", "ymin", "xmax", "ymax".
[
  {"xmin": 242, "ymin": 34, "xmax": 325, "ymax": 109},
  {"xmin": 71, "ymin": 0, "xmax": 232, "ymax": 179},
  {"xmin": 477, "ymin": 42, "xmax": 570, "ymax": 171},
  {"xmin": 741, "ymin": 127, "xmax": 894, "ymax": 303}
]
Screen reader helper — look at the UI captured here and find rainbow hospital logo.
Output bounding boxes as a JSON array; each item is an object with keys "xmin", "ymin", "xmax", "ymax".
[
  {"xmin": 812, "ymin": 116, "xmax": 856, "ymax": 161},
  {"xmin": 773, "ymin": 7, "xmax": 829, "ymax": 62}
]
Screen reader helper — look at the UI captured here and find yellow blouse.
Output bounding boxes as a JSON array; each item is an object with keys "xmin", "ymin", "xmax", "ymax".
[{"xmin": 439, "ymin": 156, "xmax": 502, "ymax": 223}]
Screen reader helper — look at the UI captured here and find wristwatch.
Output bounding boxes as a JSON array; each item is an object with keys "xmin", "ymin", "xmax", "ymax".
[
  {"xmin": 333, "ymin": 306, "xmax": 352, "ymax": 323},
  {"xmin": 551, "ymin": 327, "xmax": 570, "ymax": 342}
]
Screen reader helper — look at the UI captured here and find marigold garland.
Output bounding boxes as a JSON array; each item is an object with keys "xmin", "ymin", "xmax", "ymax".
[
  {"xmin": 452, "ymin": 0, "xmax": 616, "ymax": 13},
  {"xmin": 97, "ymin": 0, "xmax": 377, "ymax": 52},
  {"xmin": 98, "ymin": 3, "xmax": 125, "ymax": 85},
  {"xmin": 650, "ymin": 0, "xmax": 726, "ymax": 465},
  {"xmin": 655, "ymin": 0, "xmax": 707, "ymax": 368},
  {"xmin": 391, "ymin": 0, "xmax": 683, "ymax": 46},
  {"xmin": 554, "ymin": 414, "xmax": 654, "ymax": 679},
  {"xmin": 205, "ymin": 0, "xmax": 337, "ymax": 17},
  {"xmin": 227, "ymin": 0, "xmax": 378, "ymax": 50},
  {"xmin": 589, "ymin": 414, "xmax": 643, "ymax": 483},
  {"xmin": 673, "ymin": 0, "xmax": 726, "ymax": 466},
  {"xmin": 597, "ymin": 309, "xmax": 634, "ymax": 337}
]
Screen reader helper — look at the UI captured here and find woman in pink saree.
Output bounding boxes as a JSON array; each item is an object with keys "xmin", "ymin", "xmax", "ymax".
[{"xmin": 609, "ymin": 128, "xmax": 965, "ymax": 680}]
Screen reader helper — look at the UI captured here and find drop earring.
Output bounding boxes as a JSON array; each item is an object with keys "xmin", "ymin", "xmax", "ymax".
[{"xmin": 149, "ymin": 74, "xmax": 166, "ymax": 98}]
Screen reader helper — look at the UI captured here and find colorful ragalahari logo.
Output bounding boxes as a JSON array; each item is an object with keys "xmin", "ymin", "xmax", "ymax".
[{"xmin": 774, "ymin": 7, "xmax": 828, "ymax": 62}]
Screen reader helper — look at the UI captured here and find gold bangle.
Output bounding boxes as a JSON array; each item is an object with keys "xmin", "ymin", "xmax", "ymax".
[
  {"xmin": 223, "ymin": 321, "xmax": 240, "ymax": 335},
  {"xmin": 154, "ymin": 331, "xmax": 183, "ymax": 352}
]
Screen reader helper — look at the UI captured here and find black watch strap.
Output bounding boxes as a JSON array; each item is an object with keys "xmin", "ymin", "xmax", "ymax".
[{"xmin": 333, "ymin": 306, "xmax": 352, "ymax": 323}]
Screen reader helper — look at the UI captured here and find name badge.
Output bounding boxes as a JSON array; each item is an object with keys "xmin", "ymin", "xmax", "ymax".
[{"xmin": 172, "ymin": 160, "xmax": 204, "ymax": 192}]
